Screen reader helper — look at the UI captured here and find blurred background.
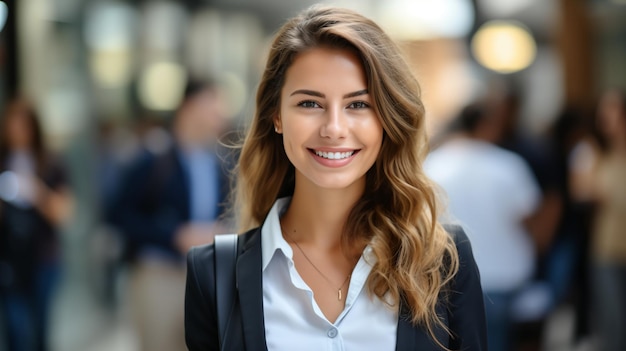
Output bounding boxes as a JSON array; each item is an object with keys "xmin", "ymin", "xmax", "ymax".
[{"xmin": 0, "ymin": 0, "xmax": 624, "ymax": 350}]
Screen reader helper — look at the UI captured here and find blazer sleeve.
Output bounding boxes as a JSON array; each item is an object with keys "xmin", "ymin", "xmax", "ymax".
[
  {"xmin": 446, "ymin": 225, "xmax": 488, "ymax": 350},
  {"xmin": 185, "ymin": 244, "xmax": 220, "ymax": 351}
]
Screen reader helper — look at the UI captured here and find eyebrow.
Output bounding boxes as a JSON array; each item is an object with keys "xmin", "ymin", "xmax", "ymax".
[{"xmin": 289, "ymin": 89, "xmax": 369, "ymax": 99}]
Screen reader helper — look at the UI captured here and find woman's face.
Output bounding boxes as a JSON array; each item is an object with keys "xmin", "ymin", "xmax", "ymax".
[
  {"xmin": 597, "ymin": 91, "xmax": 626, "ymax": 143},
  {"xmin": 5, "ymin": 106, "xmax": 34, "ymax": 150},
  {"xmin": 276, "ymin": 46, "xmax": 383, "ymax": 193}
]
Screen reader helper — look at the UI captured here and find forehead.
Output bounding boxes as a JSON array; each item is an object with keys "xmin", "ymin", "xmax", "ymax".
[{"xmin": 282, "ymin": 47, "xmax": 367, "ymax": 94}]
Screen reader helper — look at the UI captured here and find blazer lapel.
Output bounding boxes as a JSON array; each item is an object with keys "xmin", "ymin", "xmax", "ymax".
[{"xmin": 236, "ymin": 229, "xmax": 268, "ymax": 351}]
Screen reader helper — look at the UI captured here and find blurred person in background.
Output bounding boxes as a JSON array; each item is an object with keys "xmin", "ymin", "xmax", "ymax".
[
  {"xmin": 108, "ymin": 80, "xmax": 232, "ymax": 351},
  {"xmin": 425, "ymin": 103, "xmax": 541, "ymax": 351},
  {"xmin": 0, "ymin": 97, "xmax": 73, "ymax": 351},
  {"xmin": 542, "ymin": 107, "xmax": 595, "ymax": 344},
  {"xmin": 91, "ymin": 120, "xmax": 144, "ymax": 306},
  {"xmin": 490, "ymin": 90, "xmax": 562, "ymax": 258},
  {"xmin": 571, "ymin": 88, "xmax": 626, "ymax": 351},
  {"xmin": 488, "ymin": 89, "xmax": 566, "ymax": 349}
]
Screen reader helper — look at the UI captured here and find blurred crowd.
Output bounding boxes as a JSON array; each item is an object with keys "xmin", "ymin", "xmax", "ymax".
[
  {"xmin": 0, "ymin": 79, "xmax": 238, "ymax": 351},
  {"xmin": 1, "ymin": 75, "xmax": 625, "ymax": 351},
  {"xmin": 426, "ymin": 87, "xmax": 626, "ymax": 351}
]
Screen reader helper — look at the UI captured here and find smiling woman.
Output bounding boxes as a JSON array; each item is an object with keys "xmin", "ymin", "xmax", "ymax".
[{"xmin": 184, "ymin": 5, "xmax": 487, "ymax": 351}]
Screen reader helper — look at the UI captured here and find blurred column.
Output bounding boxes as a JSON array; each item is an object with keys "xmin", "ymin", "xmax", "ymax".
[
  {"xmin": 17, "ymin": 0, "xmax": 99, "ymax": 301},
  {"xmin": 185, "ymin": 9, "xmax": 264, "ymax": 119},
  {"xmin": 85, "ymin": 1, "xmax": 138, "ymax": 120},
  {"xmin": 557, "ymin": 0, "xmax": 594, "ymax": 108}
]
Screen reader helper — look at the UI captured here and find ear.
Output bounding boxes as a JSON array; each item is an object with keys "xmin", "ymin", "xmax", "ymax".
[{"xmin": 273, "ymin": 115, "xmax": 283, "ymax": 134}]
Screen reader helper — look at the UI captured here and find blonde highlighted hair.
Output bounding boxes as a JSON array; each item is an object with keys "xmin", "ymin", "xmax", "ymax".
[{"xmin": 235, "ymin": 5, "xmax": 459, "ymax": 344}]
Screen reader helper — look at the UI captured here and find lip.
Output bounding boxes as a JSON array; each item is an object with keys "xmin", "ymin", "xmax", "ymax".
[{"xmin": 307, "ymin": 148, "xmax": 360, "ymax": 168}]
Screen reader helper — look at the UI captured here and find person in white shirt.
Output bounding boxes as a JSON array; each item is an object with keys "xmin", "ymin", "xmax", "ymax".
[
  {"xmin": 425, "ymin": 103, "xmax": 541, "ymax": 351},
  {"xmin": 185, "ymin": 5, "xmax": 487, "ymax": 351}
]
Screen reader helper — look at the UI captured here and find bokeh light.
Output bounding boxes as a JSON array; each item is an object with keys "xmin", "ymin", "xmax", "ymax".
[
  {"xmin": 138, "ymin": 61, "xmax": 187, "ymax": 111},
  {"xmin": 471, "ymin": 20, "xmax": 537, "ymax": 74},
  {"xmin": 377, "ymin": 0, "xmax": 474, "ymax": 40}
]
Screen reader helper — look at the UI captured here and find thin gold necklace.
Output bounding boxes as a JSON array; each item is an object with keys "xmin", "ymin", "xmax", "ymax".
[{"xmin": 284, "ymin": 229, "xmax": 351, "ymax": 301}]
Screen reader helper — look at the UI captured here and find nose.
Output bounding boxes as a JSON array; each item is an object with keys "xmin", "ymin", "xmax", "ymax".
[{"xmin": 320, "ymin": 107, "xmax": 347, "ymax": 139}]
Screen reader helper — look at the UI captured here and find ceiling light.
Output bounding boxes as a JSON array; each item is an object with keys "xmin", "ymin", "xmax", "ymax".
[{"xmin": 471, "ymin": 21, "xmax": 537, "ymax": 74}]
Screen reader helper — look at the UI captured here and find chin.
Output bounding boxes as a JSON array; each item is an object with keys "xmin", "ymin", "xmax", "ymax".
[{"xmin": 311, "ymin": 176, "xmax": 365, "ymax": 192}]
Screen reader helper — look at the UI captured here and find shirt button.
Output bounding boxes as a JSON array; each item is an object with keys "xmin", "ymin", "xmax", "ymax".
[{"xmin": 327, "ymin": 327, "xmax": 338, "ymax": 338}]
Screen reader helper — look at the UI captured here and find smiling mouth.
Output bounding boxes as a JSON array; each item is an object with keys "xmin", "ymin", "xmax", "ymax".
[{"xmin": 311, "ymin": 149, "xmax": 357, "ymax": 160}]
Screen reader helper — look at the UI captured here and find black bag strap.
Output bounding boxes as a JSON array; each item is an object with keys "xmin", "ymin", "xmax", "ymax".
[{"xmin": 214, "ymin": 233, "xmax": 239, "ymax": 348}]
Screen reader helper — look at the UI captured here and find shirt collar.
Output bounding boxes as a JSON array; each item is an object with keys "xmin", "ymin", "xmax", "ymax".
[
  {"xmin": 261, "ymin": 197, "xmax": 293, "ymax": 271},
  {"xmin": 260, "ymin": 197, "xmax": 378, "ymax": 271}
]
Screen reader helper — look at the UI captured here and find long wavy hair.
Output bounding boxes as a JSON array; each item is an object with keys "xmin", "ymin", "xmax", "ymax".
[
  {"xmin": 235, "ymin": 5, "xmax": 459, "ymax": 343},
  {"xmin": 0, "ymin": 97, "xmax": 47, "ymax": 175},
  {"xmin": 594, "ymin": 88, "xmax": 626, "ymax": 153}
]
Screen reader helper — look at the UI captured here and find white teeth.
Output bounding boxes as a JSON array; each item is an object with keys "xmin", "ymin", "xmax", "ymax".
[{"xmin": 314, "ymin": 150, "xmax": 354, "ymax": 160}]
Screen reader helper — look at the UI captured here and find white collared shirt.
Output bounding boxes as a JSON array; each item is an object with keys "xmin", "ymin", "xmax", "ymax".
[{"xmin": 261, "ymin": 198, "xmax": 398, "ymax": 351}]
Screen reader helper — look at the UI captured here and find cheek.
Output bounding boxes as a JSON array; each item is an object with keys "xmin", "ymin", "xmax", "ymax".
[
  {"xmin": 282, "ymin": 123, "xmax": 304, "ymax": 157},
  {"xmin": 362, "ymin": 119, "xmax": 383, "ymax": 151},
  {"xmin": 601, "ymin": 112, "xmax": 619, "ymax": 132}
]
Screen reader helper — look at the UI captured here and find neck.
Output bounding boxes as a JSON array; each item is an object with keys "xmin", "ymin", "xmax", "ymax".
[
  {"xmin": 281, "ymin": 178, "xmax": 364, "ymax": 251},
  {"xmin": 9, "ymin": 145, "xmax": 32, "ymax": 153},
  {"xmin": 610, "ymin": 136, "xmax": 626, "ymax": 153}
]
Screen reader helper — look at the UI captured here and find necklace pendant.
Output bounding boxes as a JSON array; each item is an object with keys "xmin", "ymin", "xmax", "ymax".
[{"xmin": 338, "ymin": 288, "xmax": 342, "ymax": 301}]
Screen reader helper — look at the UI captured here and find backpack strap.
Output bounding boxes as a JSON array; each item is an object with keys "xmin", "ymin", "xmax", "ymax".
[{"xmin": 213, "ymin": 233, "xmax": 239, "ymax": 348}]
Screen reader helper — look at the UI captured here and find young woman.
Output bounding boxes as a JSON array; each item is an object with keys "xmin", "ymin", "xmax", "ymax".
[
  {"xmin": 571, "ymin": 89, "xmax": 626, "ymax": 351},
  {"xmin": 185, "ymin": 6, "xmax": 487, "ymax": 350},
  {"xmin": 0, "ymin": 97, "xmax": 73, "ymax": 351}
]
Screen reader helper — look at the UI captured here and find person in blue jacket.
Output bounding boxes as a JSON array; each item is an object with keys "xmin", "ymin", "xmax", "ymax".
[{"xmin": 110, "ymin": 80, "xmax": 232, "ymax": 351}]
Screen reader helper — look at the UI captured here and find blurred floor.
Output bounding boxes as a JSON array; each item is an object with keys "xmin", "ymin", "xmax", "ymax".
[
  {"xmin": 47, "ymin": 273, "xmax": 597, "ymax": 351},
  {"xmin": 49, "ymin": 273, "xmax": 139, "ymax": 351},
  {"xmin": 543, "ymin": 304, "xmax": 597, "ymax": 351}
]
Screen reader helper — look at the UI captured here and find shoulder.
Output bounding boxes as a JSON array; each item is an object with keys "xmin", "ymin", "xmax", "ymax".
[
  {"xmin": 123, "ymin": 148, "xmax": 181, "ymax": 182},
  {"xmin": 187, "ymin": 243, "xmax": 218, "ymax": 299},
  {"xmin": 187, "ymin": 228, "xmax": 260, "ymax": 272},
  {"xmin": 442, "ymin": 224, "xmax": 481, "ymax": 289},
  {"xmin": 120, "ymin": 149, "xmax": 158, "ymax": 175},
  {"xmin": 424, "ymin": 141, "xmax": 460, "ymax": 165},
  {"xmin": 443, "ymin": 224, "xmax": 472, "ymax": 259},
  {"xmin": 188, "ymin": 243, "xmax": 216, "ymax": 269},
  {"xmin": 186, "ymin": 228, "xmax": 260, "ymax": 297},
  {"xmin": 489, "ymin": 145, "xmax": 532, "ymax": 173}
]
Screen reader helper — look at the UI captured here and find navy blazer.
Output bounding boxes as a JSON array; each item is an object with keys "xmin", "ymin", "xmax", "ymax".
[
  {"xmin": 109, "ymin": 145, "xmax": 231, "ymax": 259},
  {"xmin": 185, "ymin": 225, "xmax": 487, "ymax": 350}
]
